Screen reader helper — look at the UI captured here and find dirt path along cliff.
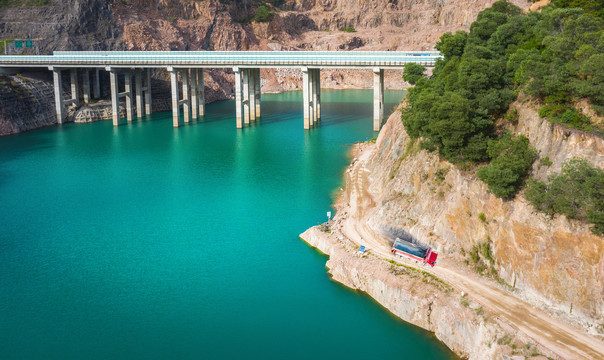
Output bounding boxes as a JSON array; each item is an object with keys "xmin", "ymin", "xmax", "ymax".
[{"xmin": 336, "ymin": 143, "xmax": 604, "ymax": 360}]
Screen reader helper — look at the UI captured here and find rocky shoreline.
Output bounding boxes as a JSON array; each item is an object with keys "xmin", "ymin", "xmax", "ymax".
[{"xmin": 299, "ymin": 226, "xmax": 553, "ymax": 360}]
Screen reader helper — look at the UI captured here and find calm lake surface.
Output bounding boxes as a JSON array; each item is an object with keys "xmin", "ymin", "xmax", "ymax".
[{"xmin": 0, "ymin": 90, "xmax": 457, "ymax": 359}]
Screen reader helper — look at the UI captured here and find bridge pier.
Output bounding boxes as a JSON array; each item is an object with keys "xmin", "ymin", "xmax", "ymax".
[
  {"xmin": 249, "ymin": 69, "xmax": 256, "ymax": 122},
  {"xmin": 242, "ymin": 69, "xmax": 250, "ymax": 125},
  {"xmin": 198, "ymin": 69, "xmax": 205, "ymax": 117},
  {"xmin": 144, "ymin": 68, "xmax": 152, "ymax": 116},
  {"xmin": 254, "ymin": 69, "xmax": 261, "ymax": 118},
  {"xmin": 69, "ymin": 69, "xmax": 79, "ymax": 107},
  {"xmin": 124, "ymin": 70, "xmax": 134, "ymax": 122},
  {"xmin": 191, "ymin": 68, "xmax": 198, "ymax": 120},
  {"xmin": 234, "ymin": 67, "xmax": 243, "ymax": 128},
  {"xmin": 302, "ymin": 68, "xmax": 310, "ymax": 129},
  {"xmin": 135, "ymin": 69, "xmax": 143, "ymax": 118},
  {"xmin": 190, "ymin": 68, "xmax": 205, "ymax": 120},
  {"xmin": 108, "ymin": 68, "xmax": 120, "ymax": 126},
  {"xmin": 51, "ymin": 68, "xmax": 64, "ymax": 123},
  {"xmin": 169, "ymin": 67, "xmax": 181, "ymax": 127},
  {"xmin": 312, "ymin": 69, "xmax": 320, "ymax": 124},
  {"xmin": 373, "ymin": 67, "xmax": 384, "ymax": 131},
  {"xmin": 182, "ymin": 69, "xmax": 191, "ymax": 123},
  {"xmin": 93, "ymin": 69, "xmax": 101, "ymax": 99},
  {"xmin": 302, "ymin": 67, "xmax": 321, "ymax": 129},
  {"xmin": 82, "ymin": 70, "xmax": 91, "ymax": 104},
  {"xmin": 234, "ymin": 67, "xmax": 261, "ymax": 128}
]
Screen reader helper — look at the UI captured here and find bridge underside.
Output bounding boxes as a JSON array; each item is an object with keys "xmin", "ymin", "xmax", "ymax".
[
  {"xmin": 2, "ymin": 51, "xmax": 440, "ymax": 130},
  {"xmin": 48, "ymin": 65, "xmax": 394, "ymax": 131}
]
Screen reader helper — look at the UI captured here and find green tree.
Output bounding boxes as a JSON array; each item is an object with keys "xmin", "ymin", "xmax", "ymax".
[
  {"xmin": 402, "ymin": 63, "xmax": 427, "ymax": 85},
  {"xmin": 477, "ymin": 133, "xmax": 537, "ymax": 199},
  {"xmin": 435, "ymin": 31, "xmax": 468, "ymax": 60},
  {"xmin": 525, "ymin": 158, "xmax": 604, "ymax": 235}
]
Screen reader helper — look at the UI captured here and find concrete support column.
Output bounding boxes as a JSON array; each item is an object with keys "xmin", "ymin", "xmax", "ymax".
[
  {"xmin": 312, "ymin": 69, "xmax": 319, "ymax": 124},
  {"xmin": 135, "ymin": 69, "xmax": 143, "ymax": 119},
  {"xmin": 182, "ymin": 69, "xmax": 191, "ymax": 123},
  {"xmin": 198, "ymin": 68, "xmax": 205, "ymax": 117},
  {"xmin": 249, "ymin": 69, "xmax": 256, "ymax": 121},
  {"xmin": 309, "ymin": 69, "xmax": 315, "ymax": 127},
  {"xmin": 93, "ymin": 69, "xmax": 101, "ymax": 99},
  {"xmin": 373, "ymin": 67, "xmax": 384, "ymax": 131},
  {"xmin": 52, "ymin": 68, "xmax": 64, "ymax": 124},
  {"xmin": 254, "ymin": 68, "xmax": 261, "ymax": 118},
  {"xmin": 70, "ymin": 69, "xmax": 79, "ymax": 106},
  {"xmin": 316, "ymin": 69, "xmax": 321, "ymax": 120},
  {"xmin": 242, "ymin": 69, "xmax": 250, "ymax": 125},
  {"xmin": 109, "ymin": 68, "xmax": 120, "ymax": 126},
  {"xmin": 302, "ymin": 67, "xmax": 310, "ymax": 130},
  {"xmin": 190, "ymin": 68, "xmax": 198, "ymax": 120},
  {"xmin": 82, "ymin": 70, "xmax": 91, "ymax": 104},
  {"xmin": 169, "ymin": 67, "xmax": 181, "ymax": 127},
  {"xmin": 124, "ymin": 70, "xmax": 134, "ymax": 122},
  {"xmin": 145, "ymin": 68, "xmax": 152, "ymax": 115},
  {"xmin": 234, "ymin": 67, "xmax": 243, "ymax": 128}
]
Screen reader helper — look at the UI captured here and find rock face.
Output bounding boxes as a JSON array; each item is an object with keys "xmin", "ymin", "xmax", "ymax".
[
  {"xmin": 0, "ymin": 73, "xmax": 56, "ymax": 135},
  {"xmin": 353, "ymin": 103, "xmax": 603, "ymax": 332},
  {"xmin": 0, "ymin": 0, "xmax": 121, "ymax": 53}
]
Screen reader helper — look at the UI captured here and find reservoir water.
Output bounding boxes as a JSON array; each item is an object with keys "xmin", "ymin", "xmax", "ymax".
[{"xmin": 0, "ymin": 90, "xmax": 457, "ymax": 359}]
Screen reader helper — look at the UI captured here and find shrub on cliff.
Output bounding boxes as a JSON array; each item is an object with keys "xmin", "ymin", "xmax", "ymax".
[
  {"xmin": 253, "ymin": 5, "xmax": 273, "ymax": 22},
  {"xmin": 477, "ymin": 133, "xmax": 537, "ymax": 199},
  {"xmin": 525, "ymin": 159, "xmax": 604, "ymax": 235},
  {"xmin": 402, "ymin": 63, "xmax": 426, "ymax": 85}
]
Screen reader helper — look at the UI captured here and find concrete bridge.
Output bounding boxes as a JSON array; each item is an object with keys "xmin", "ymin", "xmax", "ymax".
[{"xmin": 0, "ymin": 51, "xmax": 441, "ymax": 131}]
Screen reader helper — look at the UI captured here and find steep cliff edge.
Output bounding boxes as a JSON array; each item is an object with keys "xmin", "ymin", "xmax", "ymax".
[
  {"xmin": 301, "ymin": 104, "xmax": 604, "ymax": 359},
  {"xmin": 362, "ymin": 102, "xmax": 603, "ymax": 329}
]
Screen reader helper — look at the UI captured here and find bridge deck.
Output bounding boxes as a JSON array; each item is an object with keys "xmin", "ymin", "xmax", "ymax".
[{"xmin": 0, "ymin": 50, "xmax": 441, "ymax": 68}]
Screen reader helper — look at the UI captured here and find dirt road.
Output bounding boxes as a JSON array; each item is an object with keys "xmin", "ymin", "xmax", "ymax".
[{"xmin": 337, "ymin": 145, "xmax": 604, "ymax": 360}]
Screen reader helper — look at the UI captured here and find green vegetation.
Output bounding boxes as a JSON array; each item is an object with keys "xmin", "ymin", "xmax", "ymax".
[
  {"xmin": 477, "ymin": 133, "xmax": 537, "ymax": 199},
  {"xmin": 0, "ymin": 0, "xmax": 50, "ymax": 7},
  {"xmin": 340, "ymin": 26, "xmax": 356, "ymax": 33},
  {"xmin": 525, "ymin": 158, "xmax": 604, "ymax": 235},
  {"xmin": 478, "ymin": 212, "xmax": 487, "ymax": 223},
  {"xmin": 553, "ymin": 0, "xmax": 604, "ymax": 18},
  {"xmin": 539, "ymin": 156, "xmax": 553, "ymax": 167},
  {"xmin": 252, "ymin": 5, "xmax": 273, "ymax": 22},
  {"xmin": 402, "ymin": 0, "xmax": 603, "ymax": 198},
  {"xmin": 0, "ymin": 39, "xmax": 13, "ymax": 54},
  {"xmin": 389, "ymin": 259, "xmax": 453, "ymax": 293},
  {"xmin": 402, "ymin": 63, "xmax": 427, "ymax": 85},
  {"xmin": 467, "ymin": 239, "xmax": 497, "ymax": 276},
  {"xmin": 434, "ymin": 167, "xmax": 449, "ymax": 181}
]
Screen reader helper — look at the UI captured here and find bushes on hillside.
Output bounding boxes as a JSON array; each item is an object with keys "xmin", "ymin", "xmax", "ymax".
[
  {"xmin": 401, "ymin": 0, "xmax": 603, "ymax": 201},
  {"xmin": 525, "ymin": 159, "xmax": 604, "ymax": 235},
  {"xmin": 477, "ymin": 133, "xmax": 537, "ymax": 199},
  {"xmin": 253, "ymin": 5, "xmax": 273, "ymax": 22},
  {"xmin": 402, "ymin": 63, "xmax": 426, "ymax": 85}
]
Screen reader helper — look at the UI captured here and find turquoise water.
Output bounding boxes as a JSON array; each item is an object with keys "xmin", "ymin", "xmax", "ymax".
[{"xmin": 0, "ymin": 90, "xmax": 457, "ymax": 360}]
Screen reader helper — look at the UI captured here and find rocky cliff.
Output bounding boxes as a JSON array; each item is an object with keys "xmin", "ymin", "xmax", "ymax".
[
  {"xmin": 300, "ymin": 102, "xmax": 604, "ymax": 359},
  {"xmin": 0, "ymin": 72, "xmax": 56, "ymax": 135},
  {"xmin": 0, "ymin": 0, "xmax": 121, "ymax": 53},
  {"xmin": 359, "ymin": 100, "xmax": 603, "ymax": 330}
]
